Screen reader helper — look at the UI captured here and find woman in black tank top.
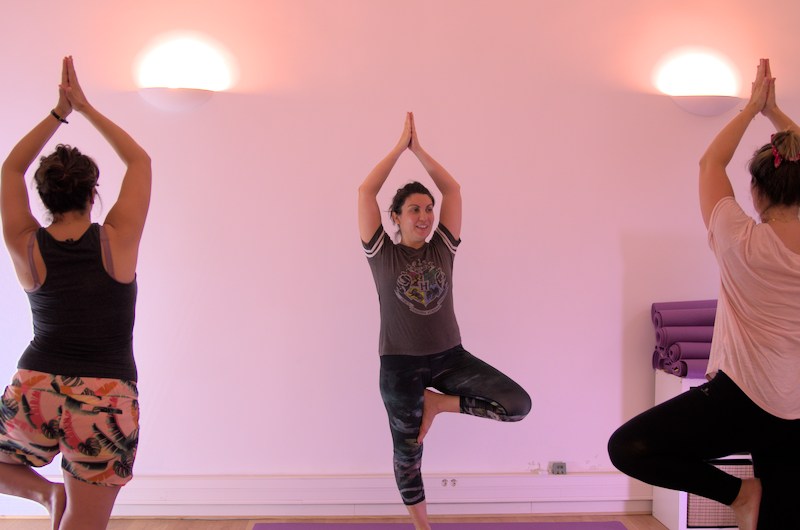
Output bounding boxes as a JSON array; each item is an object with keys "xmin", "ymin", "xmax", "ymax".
[{"xmin": 0, "ymin": 56, "xmax": 151, "ymax": 530}]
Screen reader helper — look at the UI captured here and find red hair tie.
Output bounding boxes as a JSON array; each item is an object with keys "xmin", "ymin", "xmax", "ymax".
[
  {"xmin": 771, "ymin": 132, "xmax": 800, "ymax": 168},
  {"xmin": 772, "ymin": 143, "xmax": 783, "ymax": 168}
]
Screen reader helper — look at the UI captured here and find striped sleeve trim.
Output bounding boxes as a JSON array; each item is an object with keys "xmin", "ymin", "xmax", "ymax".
[
  {"xmin": 363, "ymin": 227, "xmax": 385, "ymax": 259},
  {"xmin": 435, "ymin": 225, "xmax": 460, "ymax": 255}
]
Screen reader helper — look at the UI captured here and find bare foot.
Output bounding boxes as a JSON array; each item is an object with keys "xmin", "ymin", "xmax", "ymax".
[
  {"xmin": 417, "ymin": 390, "xmax": 460, "ymax": 444},
  {"xmin": 418, "ymin": 390, "xmax": 439, "ymax": 444},
  {"xmin": 731, "ymin": 478, "xmax": 761, "ymax": 530},
  {"xmin": 47, "ymin": 482, "xmax": 66, "ymax": 530}
]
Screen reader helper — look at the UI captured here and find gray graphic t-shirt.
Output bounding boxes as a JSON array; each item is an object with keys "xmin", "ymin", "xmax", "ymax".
[{"xmin": 363, "ymin": 224, "xmax": 461, "ymax": 356}]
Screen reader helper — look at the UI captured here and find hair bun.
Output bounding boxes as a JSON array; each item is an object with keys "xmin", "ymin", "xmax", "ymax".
[
  {"xmin": 771, "ymin": 130, "xmax": 800, "ymax": 167},
  {"xmin": 34, "ymin": 144, "xmax": 99, "ymax": 216}
]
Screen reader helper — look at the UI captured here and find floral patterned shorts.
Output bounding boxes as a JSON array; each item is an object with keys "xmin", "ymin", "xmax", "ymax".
[{"xmin": 0, "ymin": 369, "xmax": 139, "ymax": 486}]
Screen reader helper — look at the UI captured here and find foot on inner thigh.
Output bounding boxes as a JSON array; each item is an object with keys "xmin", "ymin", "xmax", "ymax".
[
  {"xmin": 731, "ymin": 477, "xmax": 761, "ymax": 530},
  {"xmin": 417, "ymin": 389, "xmax": 456, "ymax": 444}
]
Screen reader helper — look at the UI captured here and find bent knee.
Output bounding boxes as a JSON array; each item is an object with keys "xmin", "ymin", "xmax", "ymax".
[
  {"xmin": 506, "ymin": 390, "xmax": 532, "ymax": 421},
  {"xmin": 607, "ymin": 429, "xmax": 627, "ymax": 470},
  {"xmin": 607, "ymin": 425, "xmax": 650, "ymax": 473}
]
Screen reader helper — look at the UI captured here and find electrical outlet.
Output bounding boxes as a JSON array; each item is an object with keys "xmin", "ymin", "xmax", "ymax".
[
  {"xmin": 527, "ymin": 461, "xmax": 544, "ymax": 474},
  {"xmin": 440, "ymin": 478, "xmax": 458, "ymax": 487},
  {"xmin": 548, "ymin": 461, "xmax": 567, "ymax": 475}
]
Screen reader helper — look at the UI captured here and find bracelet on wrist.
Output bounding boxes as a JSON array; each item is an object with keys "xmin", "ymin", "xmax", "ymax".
[{"xmin": 50, "ymin": 109, "xmax": 68, "ymax": 124}]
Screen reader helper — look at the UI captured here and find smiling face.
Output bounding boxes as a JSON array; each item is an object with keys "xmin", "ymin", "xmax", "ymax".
[{"xmin": 392, "ymin": 193, "xmax": 435, "ymax": 248}]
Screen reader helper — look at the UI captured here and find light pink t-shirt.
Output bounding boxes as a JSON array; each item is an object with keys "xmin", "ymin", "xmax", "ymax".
[{"xmin": 707, "ymin": 197, "xmax": 800, "ymax": 419}]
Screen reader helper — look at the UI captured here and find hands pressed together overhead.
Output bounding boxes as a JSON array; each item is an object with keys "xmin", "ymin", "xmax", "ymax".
[
  {"xmin": 395, "ymin": 111, "xmax": 424, "ymax": 156},
  {"xmin": 54, "ymin": 56, "xmax": 91, "ymax": 122},
  {"xmin": 748, "ymin": 58, "xmax": 777, "ymax": 117}
]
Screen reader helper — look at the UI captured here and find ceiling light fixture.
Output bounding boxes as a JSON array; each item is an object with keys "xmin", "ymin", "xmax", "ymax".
[
  {"xmin": 653, "ymin": 47, "xmax": 741, "ymax": 116},
  {"xmin": 136, "ymin": 32, "xmax": 235, "ymax": 111}
]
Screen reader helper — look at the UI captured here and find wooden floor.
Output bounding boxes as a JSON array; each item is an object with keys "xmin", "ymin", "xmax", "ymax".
[{"xmin": 0, "ymin": 514, "xmax": 668, "ymax": 530}]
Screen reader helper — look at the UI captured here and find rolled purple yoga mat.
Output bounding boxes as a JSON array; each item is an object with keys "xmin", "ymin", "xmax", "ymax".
[
  {"xmin": 671, "ymin": 359, "xmax": 709, "ymax": 378},
  {"xmin": 653, "ymin": 307, "xmax": 717, "ymax": 328},
  {"xmin": 655, "ymin": 326, "xmax": 714, "ymax": 348},
  {"xmin": 667, "ymin": 341, "xmax": 712, "ymax": 362},
  {"xmin": 652, "ymin": 349, "xmax": 668, "ymax": 370},
  {"xmin": 651, "ymin": 299, "xmax": 717, "ymax": 325}
]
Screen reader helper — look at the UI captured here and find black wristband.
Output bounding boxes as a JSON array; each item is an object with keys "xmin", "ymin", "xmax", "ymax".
[{"xmin": 50, "ymin": 109, "xmax": 68, "ymax": 124}]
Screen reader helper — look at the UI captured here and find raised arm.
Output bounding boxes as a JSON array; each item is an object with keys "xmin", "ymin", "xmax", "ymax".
[
  {"xmin": 358, "ymin": 113, "xmax": 411, "ymax": 242},
  {"xmin": 761, "ymin": 60, "xmax": 799, "ymax": 133},
  {"xmin": 698, "ymin": 58, "xmax": 772, "ymax": 228},
  {"xmin": 1, "ymin": 61, "xmax": 72, "ymax": 267},
  {"xmin": 408, "ymin": 113, "xmax": 462, "ymax": 239},
  {"xmin": 62, "ymin": 56, "xmax": 151, "ymax": 247}
]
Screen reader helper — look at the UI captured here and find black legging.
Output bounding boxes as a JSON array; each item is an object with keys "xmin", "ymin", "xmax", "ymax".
[
  {"xmin": 607, "ymin": 370, "xmax": 800, "ymax": 529},
  {"xmin": 379, "ymin": 344, "xmax": 531, "ymax": 505}
]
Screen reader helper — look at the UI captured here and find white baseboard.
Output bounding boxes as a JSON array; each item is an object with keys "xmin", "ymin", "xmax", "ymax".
[{"xmin": 0, "ymin": 472, "xmax": 652, "ymax": 517}]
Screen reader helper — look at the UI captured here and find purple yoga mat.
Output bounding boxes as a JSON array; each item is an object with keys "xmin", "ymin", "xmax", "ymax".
[
  {"xmin": 671, "ymin": 358, "xmax": 709, "ymax": 378},
  {"xmin": 653, "ymin": 307, "xmax": 716, "ymax": 328},
  {"xmin": 667, "ymin": 341, "xmax": 712, "ymax": 362},
  {"xmin": 655, "ymin": 326, "xmax": 714, "ymax": 348},
  {"xmin": 253, "ymin": 521, "xmax": 626, "ymax": 530},
  {"xmin": 651, "ymin": 299, "xmax": 717, "ymax": 325},
  {"xmin": 652, "ymin": 349, "xmax": 668, "ymax": 370}
]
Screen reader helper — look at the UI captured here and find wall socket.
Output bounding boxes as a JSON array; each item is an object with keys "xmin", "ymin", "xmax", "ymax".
[
  {"xmin": 440, "ymin": 478, "xmax": 458, "ymax": 487},
  {"xmin": 548, "ymin": 461, "xmax": 567, "ymax": 475}
]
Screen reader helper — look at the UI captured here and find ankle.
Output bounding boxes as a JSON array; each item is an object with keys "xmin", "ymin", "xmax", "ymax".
[
  {"xmin": 732, "ymin": 477, "xmax": 761, "ymax": 506},
  {"xmin": 432, "ymin": 392, "xmax": 446, "ymax": 414},
  {"xmin": 730, "ymin": 478, "xmax": 761, "ymax": 530},
  {"xmin": 426, "ymin": 389, "xmax": 459, "ymax": 414}
]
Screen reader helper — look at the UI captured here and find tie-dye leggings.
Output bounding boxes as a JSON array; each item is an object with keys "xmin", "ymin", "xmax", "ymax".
[{"xmin": 379, "ymin": 344, "xmax": 531, "ymax": 505}]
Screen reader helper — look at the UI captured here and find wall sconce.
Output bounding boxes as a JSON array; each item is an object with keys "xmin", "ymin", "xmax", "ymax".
[
  {"xmin": 136, "ymin": 32, "xmax": 235, "ymax": 112},
  {"xmin": 654, "ymin": 48, "xmax": 741, "ymax": 116}
]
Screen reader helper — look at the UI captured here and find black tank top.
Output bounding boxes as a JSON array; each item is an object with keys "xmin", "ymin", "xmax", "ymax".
[{"xmin": 19, "ymin": 224, "xmax": 138, "ymax": 381}]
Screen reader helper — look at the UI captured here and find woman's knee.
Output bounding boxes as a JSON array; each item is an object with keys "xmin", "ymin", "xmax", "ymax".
[
  {"xmin": 607, "ymin": 423, "xmax": 651, "ymax": 473},
  {"xmin": 506, "ymin": 388, "xmax": 532, "ymax": 420}
]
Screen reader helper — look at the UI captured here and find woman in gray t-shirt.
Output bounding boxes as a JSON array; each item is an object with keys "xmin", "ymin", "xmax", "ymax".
[{"xmin": 358, "ymin": 112, "xmax": 531, "ymax": 530}]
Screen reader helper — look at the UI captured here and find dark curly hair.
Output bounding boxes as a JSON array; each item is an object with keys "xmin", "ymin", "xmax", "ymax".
[
  {"xmin": 33, "ymin": 144, "xmax": 99, "ymax": 217},
  {"xmin": 749, "ymin": 130, "xmax": 800, "ymax": 208},
  {"xmin": 387, "ymin": 181, "xmax": 435, "ymax": 223}
]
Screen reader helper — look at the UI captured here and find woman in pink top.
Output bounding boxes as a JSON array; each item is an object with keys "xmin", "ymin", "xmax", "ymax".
[{"xmin": 608, "ymin": 59, "xmax": 800, "ymax": 530}]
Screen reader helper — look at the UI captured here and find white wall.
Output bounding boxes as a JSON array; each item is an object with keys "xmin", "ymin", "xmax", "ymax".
[{"xmin": 0, "ymin": 0, "xmax": 795, "ymax": 514}]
